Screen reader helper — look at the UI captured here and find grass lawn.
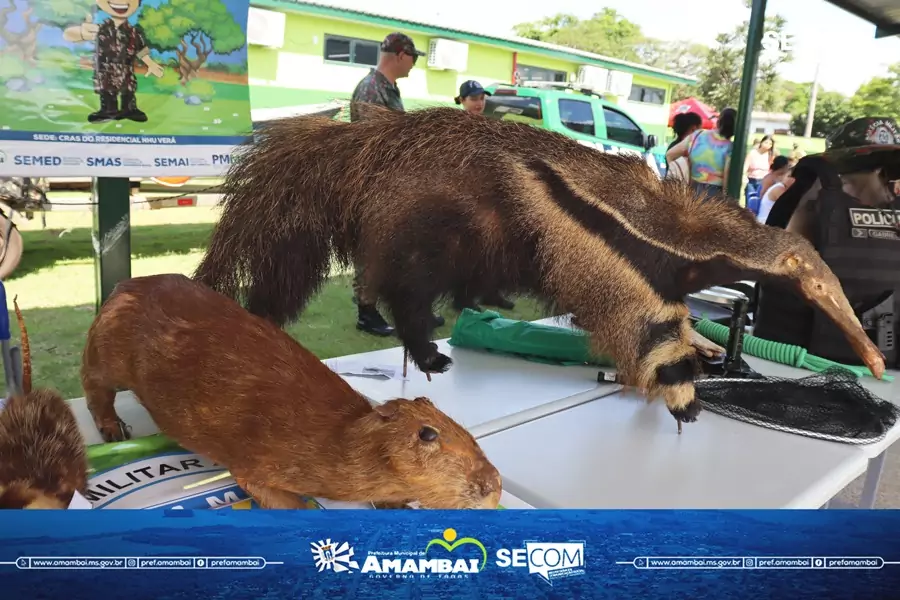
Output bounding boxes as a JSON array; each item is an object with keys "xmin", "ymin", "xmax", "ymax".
[{"xmin": 6, "ymin": 205, "xmax": 545, "ymax": 399}]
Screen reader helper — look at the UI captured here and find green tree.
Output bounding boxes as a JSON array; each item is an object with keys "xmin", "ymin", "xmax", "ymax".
[
  {"xmin": 696, "ymin": 30, "xmax": 744, "ymax": 109},
  {"xmin": 139, "ymin": 0, "xmax": 244, "ymax": 85},
  {"xmin": 786, "ymin": 87, "xmax": 854, "ymax": 138},
  {"xmin": 513, "ymin": 9, "xmax": 644, "ymax": 61},
  {"xmin": 513, "ymin": 13, "xmax": 580, "ymax": 41},
  {"xmin": 0, "ymin": 0, "xmax": 94, "ymax": 63},
  {"xmin": 849, "ymin": 63, "xmax": 900, "ymax": 120},
  {"xmin": 635, "ymin": 39, "xmax": 708, "ymax": 101},
  {"xmin": 753, "ymin": 14, "xmax": 793, "ymax": 112},
  {"xmin": 697, "ymin": 7, "xmax": 794, "ymax": 112}
]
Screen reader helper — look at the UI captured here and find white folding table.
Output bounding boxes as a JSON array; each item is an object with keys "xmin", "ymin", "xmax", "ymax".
[
  {"xmin": 325, "ymin": 335, "xmax": 620, "ymax": 437},
  {"xmin": 66, "ymin": 314, "xmax": 897, "ymax": 510},
  {"xmin": 70, "ymin": 340, "xmax": 621, "ymax": 444},
  {"xmin": 522, "ymin": 315, "xmax": 899, "ymax": 509},
  {"xmin": 475, "ymin": 390, "xmax": 869, "ymax": 509}
]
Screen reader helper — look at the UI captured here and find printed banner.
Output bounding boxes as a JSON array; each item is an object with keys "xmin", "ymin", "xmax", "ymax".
[
  {"xmin": 0, "ymin": 0, "xmax": 252, "ymax": 177},
  {"xmin": 84, "ymin": 449, "xmax": 534, "ymax": 510},
  {"xmin": 2, "ymin": 510, "xmax": 900, "ymax": 598}
]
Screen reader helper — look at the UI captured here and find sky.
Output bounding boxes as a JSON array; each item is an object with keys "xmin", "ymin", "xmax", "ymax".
[{"xmin": 323, "ymin": 0, "xmax": 900, "ymax": 97}]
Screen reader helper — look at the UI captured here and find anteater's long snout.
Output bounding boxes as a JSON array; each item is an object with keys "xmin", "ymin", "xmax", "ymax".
[{"xmin": 797, "ymin": 276, "xmax": 885, "ymax": 379}]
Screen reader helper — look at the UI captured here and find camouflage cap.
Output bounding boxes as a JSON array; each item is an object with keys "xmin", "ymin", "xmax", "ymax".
[
  {"xmin": 381, "ymin": 32, "xmax": 425, "ymax": 56},
  {"xmin": 820, "ymin": 117, "xmax": 900, "ymax": 170}
]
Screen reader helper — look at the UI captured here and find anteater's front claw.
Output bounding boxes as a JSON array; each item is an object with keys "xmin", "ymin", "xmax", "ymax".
[{"xmin": 669, "ymin": 400, "xmax": 700, "ymax": 434}]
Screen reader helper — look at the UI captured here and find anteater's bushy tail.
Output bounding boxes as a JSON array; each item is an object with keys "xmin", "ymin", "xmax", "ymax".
[{"xmin": 194, "ymin": 115, "xmax": 352, "ymax": 326}]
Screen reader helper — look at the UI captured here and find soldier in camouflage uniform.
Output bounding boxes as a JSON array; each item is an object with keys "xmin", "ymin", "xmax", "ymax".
[
  {"xmin": 348, "ymin": 33, "xmax": 446, "ymax": 336},
  {"xmin": 348, "ymin": 33, "xmax": 413, "ymax": 122},
  {"xmin": 63, "ymin": 0, "xmax": 165, "ymax": 124}
]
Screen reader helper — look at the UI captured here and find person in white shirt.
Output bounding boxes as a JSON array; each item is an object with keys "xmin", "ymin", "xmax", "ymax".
[{"xmin": 757, "ymin": 156, "xmax": 794, "ymax": 224}]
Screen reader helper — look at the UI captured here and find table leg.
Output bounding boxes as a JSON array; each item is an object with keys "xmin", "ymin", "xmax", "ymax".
[{"xmin": 858, "ymin": 452, "xmax": 887, "ymax": 509}]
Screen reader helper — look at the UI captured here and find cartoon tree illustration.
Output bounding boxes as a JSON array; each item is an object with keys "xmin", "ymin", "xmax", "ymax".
[
  {"xmin": 139, "ymin": 0, "xmax": 244, "ymax": 85},
  {"xmin": 0, "ymin": 0, "xmax": 94, "ymax": 64}
]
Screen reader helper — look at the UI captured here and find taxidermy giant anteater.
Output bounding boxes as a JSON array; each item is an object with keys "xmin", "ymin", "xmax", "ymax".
[{"xmin": 195, "ymin": 105, "xmax": 885, "ymax": 427}]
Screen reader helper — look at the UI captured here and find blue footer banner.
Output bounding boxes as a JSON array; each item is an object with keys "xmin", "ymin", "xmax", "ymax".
[{"xmin": 2, "ymin": 510, "xmax": 899, "ymax": 598}]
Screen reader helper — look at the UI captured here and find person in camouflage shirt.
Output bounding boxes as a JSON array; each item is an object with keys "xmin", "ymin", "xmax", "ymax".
[
  {"xmin": 0, "ymin": 177, "xmax": 49, "ymax": 210},
  {"xmin": 349, "ymin": 32, "xmax": 419, "ymax": 124},
  {"xmin": 63, "ymin": 0, "xmax": 165, "ymax": 124},
  {"xmin": 347, "ymin": 33, "xmax": 446, "ymax": 336}
]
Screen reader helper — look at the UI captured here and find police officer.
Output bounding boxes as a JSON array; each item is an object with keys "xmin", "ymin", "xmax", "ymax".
[
  {"xmin": 348, "ymin": 33, "xmax": 445, "ymax": 336},
  {"xmin": 754, "ymin": 117, "xmax": 900, "ymax": 369}
]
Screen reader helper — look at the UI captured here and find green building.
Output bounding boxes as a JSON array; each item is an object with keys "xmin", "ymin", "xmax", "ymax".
[{"xmin": 246, "ymin": 1, "xmax": 697, "ymax": 140}]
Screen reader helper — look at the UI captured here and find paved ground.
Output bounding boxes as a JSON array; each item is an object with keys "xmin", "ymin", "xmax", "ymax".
[{"xmin": 833, "ymin": 444, "xmax": 900, "ymax": 508}]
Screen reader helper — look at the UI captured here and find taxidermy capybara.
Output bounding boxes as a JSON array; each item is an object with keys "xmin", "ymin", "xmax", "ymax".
[
  {"xmin": 80, "ymin": 274, "xmax": 502, "ymax": 509},
  {"xmin": 0, "ymin": 298, "xmax": 88, "ymax": 509},
  {"xmin": 193, "ymin": 105, "xmax": 885, "ymax": 429}
]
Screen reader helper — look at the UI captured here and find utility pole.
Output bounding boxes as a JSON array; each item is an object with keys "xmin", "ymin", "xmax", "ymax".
[{"xmin": 803, "ymin": 62, "xmax": 820, "ymax": 139}]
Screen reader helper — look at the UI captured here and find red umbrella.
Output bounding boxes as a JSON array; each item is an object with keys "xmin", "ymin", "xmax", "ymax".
[{"xmin": 669, "ymin": 97, "xmax": 718, "ymax": 129}]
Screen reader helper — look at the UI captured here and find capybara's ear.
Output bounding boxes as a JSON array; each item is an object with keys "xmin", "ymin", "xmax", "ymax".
[
  {"xmin": 373, "ymin": 402, "xmax": 399, "ymax": 420},
  {"xmin": 413, "ymin": 397, "xmax": 433, "ymax": 405}
]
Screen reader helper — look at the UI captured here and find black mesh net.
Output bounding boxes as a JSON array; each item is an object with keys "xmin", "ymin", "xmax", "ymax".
[{"xmin": 694, "ymin": 367, "xmax": 899, "ymax": 444}]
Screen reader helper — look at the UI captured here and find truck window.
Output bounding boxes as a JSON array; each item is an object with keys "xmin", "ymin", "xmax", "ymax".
[
  {"xmin": 558, "ymin": 98, "xmax": 595, "ymax": 136},
  {"xmin": 483, "ymin": 95, "xmax": 543, "ymax": 125},
  {"xmin": 602, "ymin": 107, "xmax": 644, "ymax": 148}
]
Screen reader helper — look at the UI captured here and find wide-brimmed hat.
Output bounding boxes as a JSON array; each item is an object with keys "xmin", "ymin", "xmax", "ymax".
[{"xmin": 819, "ymin": 117, "xmax": 900, "ymax": 171}]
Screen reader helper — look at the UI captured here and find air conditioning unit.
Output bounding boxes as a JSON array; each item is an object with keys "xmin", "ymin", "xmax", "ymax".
[
  {"xmin": 427, "ymin": 38, "xmax": 469, "ymax": 71},
  {"xmin": 606, "ymin": 70, "xmax": 633, "ymax": 98},
  {"xmin": 576, "ymin": 65, "xmax": 609, "ymax": 91},
  {"xmin": 247, "ymin": 7, "xmax": 286, "ymax": 49}
]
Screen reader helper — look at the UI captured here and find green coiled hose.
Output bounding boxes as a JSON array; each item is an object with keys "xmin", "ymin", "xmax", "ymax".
[{"xmin": 694, "ymin": 318, "xmax": 893, "ymax": 382}]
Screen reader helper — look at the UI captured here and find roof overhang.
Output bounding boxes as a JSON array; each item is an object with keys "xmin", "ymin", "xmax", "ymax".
[{"xmin": 823, "ymin": 0, "xmax": 900, "ymax": 38}]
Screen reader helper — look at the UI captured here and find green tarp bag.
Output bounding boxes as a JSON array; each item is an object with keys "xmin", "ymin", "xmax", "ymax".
[
  {"xmin": 86, "ymin": 433, "xmax": 182, "ymax": 474},
  {"xmin": 448, "ymin": 309, "xmax": 615, "ymax": 367}
]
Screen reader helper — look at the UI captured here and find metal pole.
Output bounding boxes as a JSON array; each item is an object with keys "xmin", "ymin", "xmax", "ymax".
[
  {"xmin": 92, "ymin": 177, "xmax": 132, "ymax": 312},
  {"xmin": 726, "ymin": 0, "xmax": 768, "ymax": 200},
  {"xmin": 803, "ymin": 62, "xmax": 821, "ymax": 139}
]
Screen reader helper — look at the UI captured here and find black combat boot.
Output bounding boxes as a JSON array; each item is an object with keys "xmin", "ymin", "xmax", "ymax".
[
  {"xmin": 453, "ymin": 296, "xmax": 482, "ymax": 312},
  {"xmin": 118, "ymin": 92, "xmax": 148, "ymax": 122},
  {"xmin": 357, "ymin": 304, "xmax": 395, "ymax": 337},
  {"xmin": 452, "ymin": 288, "xmax": 481, "ymax": 312},
  {"xmin": 88, "ymin": 93, "xmax": 119, "ymax": 123},
  {"xmin": 481, "ymin": 293, "xmax": 515, "ymax": 310},
  {"xmin": 355, "ymin": 295, "xmax": 444, "ymax": 330}
]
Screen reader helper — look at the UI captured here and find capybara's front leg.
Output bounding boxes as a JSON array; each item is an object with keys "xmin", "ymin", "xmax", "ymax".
[
  {"xmin": 83, "ymin": 380, "xmax": 131, "ymax": 443},
  {"xmin": 234, "ymin": 477, "xmax": 313, "ymax": 509}
]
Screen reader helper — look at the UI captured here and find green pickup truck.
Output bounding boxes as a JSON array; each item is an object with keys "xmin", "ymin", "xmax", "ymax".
[{"xmin": 482, "ymin": 83, "xmax": 667, "ymax": 178}]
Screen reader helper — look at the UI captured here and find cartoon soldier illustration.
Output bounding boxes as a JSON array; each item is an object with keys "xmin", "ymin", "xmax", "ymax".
[{"xmin": 63, "ymin": 0, "xmax": 165, "ymax": 123}]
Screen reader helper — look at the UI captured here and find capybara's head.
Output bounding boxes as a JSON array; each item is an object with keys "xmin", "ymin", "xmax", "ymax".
[{"xmin": 367, "ymin": 397, "xmax": 501, "ymax": 509}]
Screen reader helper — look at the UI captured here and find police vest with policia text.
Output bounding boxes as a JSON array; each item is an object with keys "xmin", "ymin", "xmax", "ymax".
[{"xmin": 755, "ymin": 170, "xmax": 900, "ymax": 369}]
